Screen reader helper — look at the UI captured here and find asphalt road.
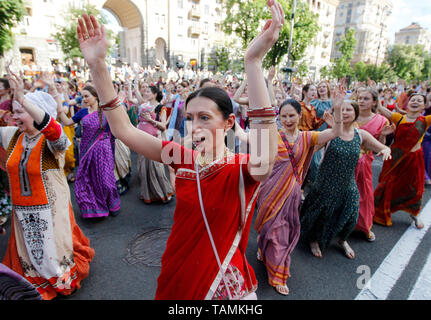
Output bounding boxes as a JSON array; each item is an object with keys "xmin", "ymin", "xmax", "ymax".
[{"xmin": 1, "ymin": 152, "xmax": 430, "ymax": 300}]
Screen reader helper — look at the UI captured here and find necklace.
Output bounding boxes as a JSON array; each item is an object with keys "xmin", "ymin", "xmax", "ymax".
[
  {"xmin": 282, "ymin": 129, "xmax": 300, "ymax": 144},
  {"xmin": 24, "ymin": 132, "xmax": 42, "ymax": 144},
  {"xmin": 196, "ymin": 147, "xmax": 232, "ymax": 167}
]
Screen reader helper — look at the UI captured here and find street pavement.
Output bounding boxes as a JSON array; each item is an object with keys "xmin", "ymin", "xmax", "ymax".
[{"xmin": 1, "ymin": 152, "xmax": 430, "ymax": 300}]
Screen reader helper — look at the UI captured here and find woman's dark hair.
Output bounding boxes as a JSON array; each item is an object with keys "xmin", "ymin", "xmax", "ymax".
[
  {"xmin": 279, "ymin": 99, "xmax": 302, "ymax": 115},
  {"xmin": 82, "ymin": 85, "xmax": 103, "ymax": 129},
  {"xmin": 149, "ymin": 85, "xmax": 163, "ymax": 102},
  {"xmin": 185, "ymin": 87, "xmax": 233, "ymax": 120},
  {"xmin": 301, "ymin": 83, "xmax": 314, "ymax": 101},
  {"xmin": 82, "ymin": 85, "xmax": 99, "ymax": 102},
  {"xmin": 199, "ymin": 78, "xmax": 212, "ymax": 88},
  {"xmin": 0, "ymin": 78, "xmax": 10, "ymax": 90},
  {"xmin": 347, "ymin": 100, "xmax": 360, "ymax": 121}
]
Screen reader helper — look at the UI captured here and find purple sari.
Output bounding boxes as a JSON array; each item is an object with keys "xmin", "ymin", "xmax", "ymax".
[{"xmin": 74, "ymin": 111, "xmax": 120, "ymax": 218}]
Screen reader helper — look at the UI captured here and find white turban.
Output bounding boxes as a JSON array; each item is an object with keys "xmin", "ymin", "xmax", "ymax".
[{"xmin": 18, "ymin": 91, "xmax": 58, "ymax": 120}]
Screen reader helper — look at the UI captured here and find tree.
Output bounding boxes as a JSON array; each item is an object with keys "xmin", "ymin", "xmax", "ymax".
[
  {"xmin": 222, "ymin": 0, "xmax": 320, "ymax": 70},
  {"xmin": 53, "ymin": 1, "xmax": 113, "ymax": 62},
  {"xmin": 386, "ymin": 44, "xmax": 425, "ymax": 81},
  {"xmin": 264, "ymin": 0, "xmax": 320, "ymax": 70},
  {"xmin": 421, "ymin": 52, "xmax": 431, "ymax": 81},
  {"xmin": 208, "ymin": 47, "xmax": 230, "ymax": 73},
  {"xmin": 222, "ymin": 0, "xmax": 267, "ymax": 50},
  {"xmin": 0, "ymin": 0, "xmax": 26, "ymax": 57},
  {"xmin": 330, "ymin": 28, "xmax": 356, "ymax": 79}
]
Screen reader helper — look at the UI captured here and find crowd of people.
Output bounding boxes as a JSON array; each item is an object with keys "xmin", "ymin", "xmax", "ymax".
[{"xmin": 0, "ymin": 0, "xmax": 431, "ymax": 300}]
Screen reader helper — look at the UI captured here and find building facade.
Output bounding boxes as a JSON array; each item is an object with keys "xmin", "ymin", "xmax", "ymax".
[
  {"xmin": 395, "ymin": 22, "xmax": 431, "ymax": 52},
  {"xmin": 7, "ymin": 0, "xmax": 227, "ymax": 71},
  {"xmin": 331, "ymin": 0, "xmax": 393, "ymax": 65},
  {"xmin": 301, "ymin": 0, "xmax": 339, "ymax": 81}
]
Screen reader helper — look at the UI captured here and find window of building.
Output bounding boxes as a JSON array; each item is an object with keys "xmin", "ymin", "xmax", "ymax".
[
  {"xmin": 204, "ymin": 5, "xmax": 209, "ymax": 15},
  {"xmin": 178, "ymin": 16, "xmax": 183, "ymax": 26},
  {"xmin": 406, "ymin": 36, "xmax": 410, "ymax": 44},
  {"xmin": 178, "ymin": 0, "xmax": 183, "ymax": 9}
]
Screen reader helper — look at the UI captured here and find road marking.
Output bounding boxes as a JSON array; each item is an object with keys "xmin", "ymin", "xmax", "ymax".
[
  {"xmin": 355, "ymin": 200, "xmax": 431, "ymax": 300},
  {"xmin": 408, "ymin": 249, "xmax": 431, "ymax": 300}
]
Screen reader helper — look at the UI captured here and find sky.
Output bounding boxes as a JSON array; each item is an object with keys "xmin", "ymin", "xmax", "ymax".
[
  {"xmin": 100, "ymin": 1, "xmax": 431, "ymax": 44},
  {"xmin": 387, "ymin": 0, "xmax": 431, "ymax": 43}
]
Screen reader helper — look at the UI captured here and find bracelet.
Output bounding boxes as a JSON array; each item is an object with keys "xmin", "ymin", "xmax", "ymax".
[
  {"xmin": 100, "ymin": 96, "xmax": 122, "ymax": 111},
  {"xmin": 248, "ymin": 107, "xmax": 277, "ymax": 118},
  {"xmin": 249, "ymin": 118, "xmax": 276, "ymax": 124},
  {"xmin": 248, "ymin": 106, "xmax": 276, "ymax": 112}
]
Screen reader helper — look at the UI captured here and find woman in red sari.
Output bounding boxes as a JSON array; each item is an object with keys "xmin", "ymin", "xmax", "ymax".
[
  {"xmin": 76, "ymin": 0, "xmax": 284, "ymax": 299},
  {"xmin": 374, "ymin": 93, "xmax": 431, "ymax": 229},
  {"xmin": 354, "ymin": 88, "xmax": 391, "ymax": 241}
]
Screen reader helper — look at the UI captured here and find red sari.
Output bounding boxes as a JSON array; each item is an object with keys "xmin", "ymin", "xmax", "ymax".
[
  {"xmin": 155, "ymin": 141, "xmax": 260, "ymax": 300},
  {"xmin": 355, "ymin": 114, "xmax": 388, "ymax": 234},
  {"xmin": 374, "ymin": 113, "xmax": 431, "ymax": 226}
]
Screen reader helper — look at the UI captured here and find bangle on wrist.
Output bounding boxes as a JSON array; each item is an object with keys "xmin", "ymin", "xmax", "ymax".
[
  {"xmin": 100, "ymin": 96, "xmax": 122, "ymax": 111},
  {"xmin": 249, "ymin": 118, "xmax": 276, "ymax": 124}
]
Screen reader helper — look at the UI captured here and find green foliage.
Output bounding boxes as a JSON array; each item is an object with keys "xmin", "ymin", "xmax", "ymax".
[
  {"xmin": 264, "ymin": 0, "xmax": 320, "ymax": 69},
  {"xmin": 208, "ymin": 46, "xmax": 230, "ymax": 73},
  {"xmin": 53, "ymin": 1, "xmax": 113, "ymax": 62},
  {"xmin": 421, "ymin": 52, "xmax": 431, "ymax": 81},
  {"xmin": 386, "ymin": 44, "xmax": 427, "ymax": 81},
  {"xmin": 0, "ymin": 0, "xmax": 26, "ymax": 56},
  {"xmin": 330, "ymin": 28, "xmax": 356, "ymax": 79},
  {"xmin": 222, "ymin": 0, "xmax": 319, "ymax": 69},
  {"xmin": 222, "ymin": 0, "xmax": 267, "ymax": 49}
]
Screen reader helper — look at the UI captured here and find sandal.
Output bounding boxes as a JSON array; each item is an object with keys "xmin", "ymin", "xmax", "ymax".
[
  {"xmin": 366, "ymin": 231, "xmax": 376, "ymax": 242},
  {"xmin": 67, "ymin": 173, "xmax": 75, "ymax": 183},
  {"xmin": 274, "ymin": 284, "xmax": 289, "ymax": 296},
  {"xmin": 256, "ymin": 250, "xmax": 263, "ymax": 261}
]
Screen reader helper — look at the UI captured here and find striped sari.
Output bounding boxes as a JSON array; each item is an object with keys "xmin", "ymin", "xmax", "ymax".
[{"xmin": 255, "ymin": 130, "xmax": 318, "ymax": 287}]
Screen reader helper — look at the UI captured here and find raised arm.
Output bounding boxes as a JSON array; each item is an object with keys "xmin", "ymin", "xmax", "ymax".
[
  {"xmin": 233, "ymin": 77, "xmax": 249, "ymax": 105},
  {"xmin": 376, "ymin": 99, "xmax": 393, "ymax": 121},
  {"xmin": 315, "ymin": 83, "xmax": 344, "ymax": 145},
  {"xmin": 7, "ymin": 67, "xmax": 45, "ymax": 124},
  {"xmin": 360, "ymin": 129, "xmax": 391, "ymax": 161},
  {"xmin": 245, "ymin": 0, "xmax": 284, "ymax": 182},
  {"xmin": 267, "ymin": 66, "xmax": 277, "ymax": 107},
  {"xmin": 77, "ymin": 14, "xmax": 163, "ymax": 162}
]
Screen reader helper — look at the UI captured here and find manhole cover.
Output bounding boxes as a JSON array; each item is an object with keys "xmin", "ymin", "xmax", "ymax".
[{"xmin": 125, "ymin": 228, "xmax": 171, "ymax": 267}]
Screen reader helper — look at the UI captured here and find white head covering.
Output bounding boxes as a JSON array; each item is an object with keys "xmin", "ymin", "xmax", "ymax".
[{"xmin": 13, "ymin": 91, "xmax": 57, "ymax": 120}]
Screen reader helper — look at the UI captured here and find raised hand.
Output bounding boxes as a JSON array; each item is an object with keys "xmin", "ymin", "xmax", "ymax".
[
  {"xmin": 332, "ymin": 83, "xmax": 346, "ymax": 110},
  {"xmin": 6, "ymin": 65, "xmax": 25, "ymax": 104},
  {"xmin": 377, "ymin": 146, "xmax": 392, "ymax": 161},
  {"xmin": 245, "ymin": 0, "xmax": 285, "ymax": 63},
  {"xmin": 323, "ymin": 110, "xmax": 334, "ymax": 127},
  {"xmin": 77, "ymin": 14, "xmax": 109, "ymax": 66}
]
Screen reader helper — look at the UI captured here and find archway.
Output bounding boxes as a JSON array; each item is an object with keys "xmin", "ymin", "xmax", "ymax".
[
  {"xmin": 155, "ymin": 38, "xmax": 167, "ymax": 65},
  {"xmin": 98, "ymin": 0, "xmax": 145, "ymax": 65}
]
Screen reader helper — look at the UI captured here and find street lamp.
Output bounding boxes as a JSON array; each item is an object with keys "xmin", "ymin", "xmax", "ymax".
[
  {"xmin": 284, "ymin": 0, "xmax": 296, "ymax": 83},
  {"xmin": 375, "ymin": 6, "xmax": 391, "ymax": 66}
]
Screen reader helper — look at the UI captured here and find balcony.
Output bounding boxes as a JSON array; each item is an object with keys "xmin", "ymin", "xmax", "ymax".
[
  {"xmin": 188, "ymin": 24, "xmax": 201, "ymax": 36},
  {"xmin": 189, "ymin": 6, "xmax": 201, "ymax": 18}
]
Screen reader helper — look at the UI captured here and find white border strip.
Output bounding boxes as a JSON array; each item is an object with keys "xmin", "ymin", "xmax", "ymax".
[
  {"xmin": 355, "ymin": 200, "xmax": 431, "ymax": 300},
  {"xmin": 408, "ymin": 249, "xmax": 431, "ymax": 300}
]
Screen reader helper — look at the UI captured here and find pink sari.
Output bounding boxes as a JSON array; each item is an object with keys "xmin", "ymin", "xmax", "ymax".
[{"xmin": 355, "ymin": 114, "xmax": 388, "ymax": 235}]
